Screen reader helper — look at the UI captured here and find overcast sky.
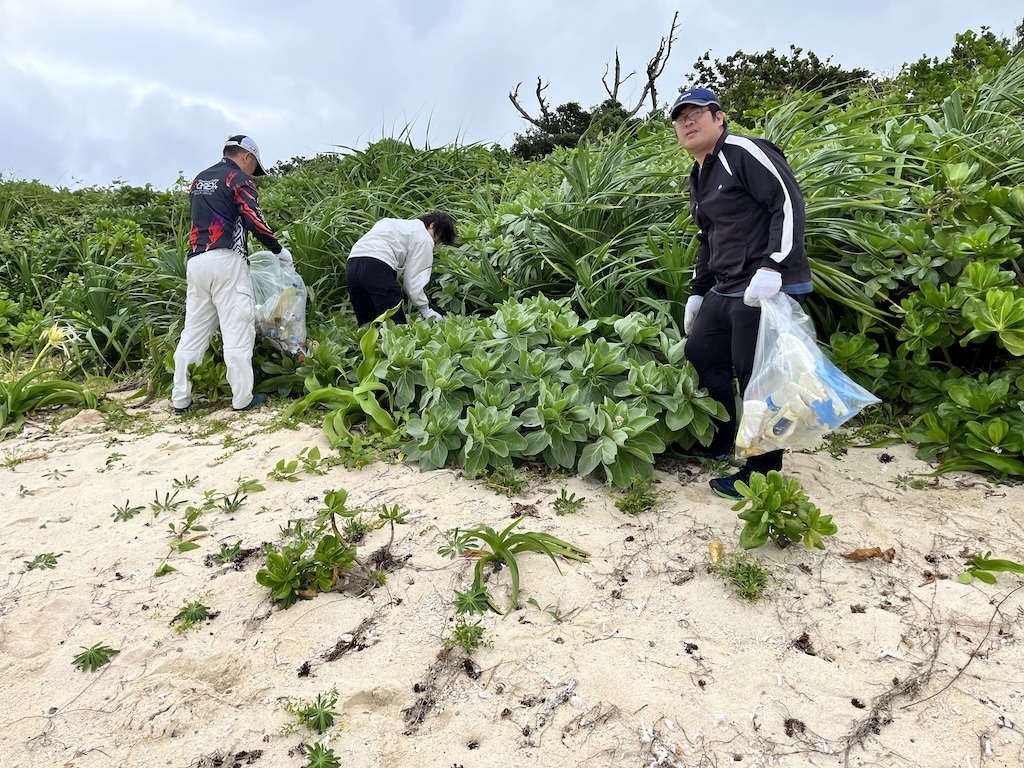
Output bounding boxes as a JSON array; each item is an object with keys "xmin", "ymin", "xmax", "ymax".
[{"xmin": 1, "ymin": 1, "xmax": 1020, "ymax": 189}]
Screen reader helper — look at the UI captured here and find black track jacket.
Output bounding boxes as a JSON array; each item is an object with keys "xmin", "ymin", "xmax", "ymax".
[
  {"xmin": 688, "ymin": 128, "xmax": 811, "ymax": 296},
  {"xmin": 188, "ymin": 158, "xmax": 281, "ymax": 260}
]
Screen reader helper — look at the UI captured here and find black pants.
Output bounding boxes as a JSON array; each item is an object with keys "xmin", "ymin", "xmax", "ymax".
[
  {"xmin": 685, "ymin": 292, "xmax": 808, "ymax": 474},
  {"xmin": 346, "ymin": 257, "xmax": 406, "ymax": 325}
]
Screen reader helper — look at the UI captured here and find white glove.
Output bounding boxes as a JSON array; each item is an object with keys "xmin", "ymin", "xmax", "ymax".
[
  {"xmin": 276, "ymin": 247, "xmax": 293, "ymax": 266},
  {"xmin": 683, "ymin": 295, "xmax": 704, "ymax": 336},
  {"xmin": 743, "ymin": 268, "xmax": 782, "ymax": 306},
  {"xmin": 421, "ymin": 308, "xmax": 443, "ymax": 323}
]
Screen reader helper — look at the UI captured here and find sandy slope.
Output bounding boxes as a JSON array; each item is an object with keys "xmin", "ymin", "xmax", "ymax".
[{"xmin": 1, "ymin": 401, "xmax": 1022, "ymax": 768}]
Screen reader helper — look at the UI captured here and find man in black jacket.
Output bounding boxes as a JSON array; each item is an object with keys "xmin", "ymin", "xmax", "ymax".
[
  {"xmin": 673, "ymin": 88, "xmax": 813, "ymax": 499},
  {"xmin": 171, "ymin": 135, "xmax": 291, "ymax": 414}
]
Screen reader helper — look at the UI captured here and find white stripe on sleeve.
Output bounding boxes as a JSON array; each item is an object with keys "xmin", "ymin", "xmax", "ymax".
[{"xmin": 724, "ymin": 135, "xmax": 794, "ymax": 263}]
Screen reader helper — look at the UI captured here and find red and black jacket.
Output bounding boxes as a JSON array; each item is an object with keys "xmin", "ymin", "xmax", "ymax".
[{"xmin": 188, "ymin": 158, "xmax": 281, "ymax": 260}]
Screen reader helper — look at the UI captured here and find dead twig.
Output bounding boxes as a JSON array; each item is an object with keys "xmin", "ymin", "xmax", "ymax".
[
  {"xmin": 520, "ymin": 678, "xmax": 578, "ymax": 746},
  {"xmin": 842, "ymin": 629, "xmax": 942, "ymax": 767},
  {"xmin": 903, "ymin": 583, "xmax": 1024, "ymax": 709}
]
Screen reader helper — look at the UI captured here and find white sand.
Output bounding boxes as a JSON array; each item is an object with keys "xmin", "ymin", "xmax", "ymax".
[{"xmin": 1, "ymin": 400, "xmax": 1022, "ymax": 768}]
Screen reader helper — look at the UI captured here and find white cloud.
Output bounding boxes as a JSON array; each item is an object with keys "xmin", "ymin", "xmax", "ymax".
[{"xmin": 0, "ymin": 0, "xmax": 1020, "ymax": 187}]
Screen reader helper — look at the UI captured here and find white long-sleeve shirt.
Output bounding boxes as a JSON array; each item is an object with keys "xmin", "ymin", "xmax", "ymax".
[{"xmin": 347, "ymin": 218, "xmax": 434, "ymax": 313}]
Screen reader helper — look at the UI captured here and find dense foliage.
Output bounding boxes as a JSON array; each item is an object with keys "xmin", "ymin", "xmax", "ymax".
[
  {"xmin": 688, "ymin": 44, "xmax": 872, "ymax": 121},
  {"xmin": 2, "ymin": 31, "xmax": 1024, "ymax": 485}
]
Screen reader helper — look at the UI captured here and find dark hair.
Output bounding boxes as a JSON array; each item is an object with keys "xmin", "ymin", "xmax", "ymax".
[
  {"xmin": 223, "ymin": 145, "xmax": 247, "ymax": 160},
  {"xmin": 419, "ymin": 211, "xmax": 456, "ymax": 245}
]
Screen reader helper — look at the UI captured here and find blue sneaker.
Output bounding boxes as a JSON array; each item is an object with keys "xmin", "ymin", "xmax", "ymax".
[
  {"xmin": 234, "ymin": 393, "xmax": 266, "ymax": 412},
  {"xmin": 709, "ymin": 468, "xmax": 754, "ymax": 501}
]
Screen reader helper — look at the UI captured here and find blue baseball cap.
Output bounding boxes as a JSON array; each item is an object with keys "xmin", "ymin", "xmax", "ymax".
[{"xmin": 670, "ymin": 88, "xmax": 721, "ymax": 120}]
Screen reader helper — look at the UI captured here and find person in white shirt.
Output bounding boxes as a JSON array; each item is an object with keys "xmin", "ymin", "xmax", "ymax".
[{"xmin": 345, "ymin": 211, "xmax": 456, "ymax": 324}]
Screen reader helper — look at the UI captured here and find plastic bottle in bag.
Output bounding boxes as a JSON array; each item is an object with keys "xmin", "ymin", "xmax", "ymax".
[
  {"xmin": 764, "ymin": 395, "xmax": 805, "ymax": 440},
  {"xmin": 270, "ymin": 285, "xmax": 296, "ymax": 326}
]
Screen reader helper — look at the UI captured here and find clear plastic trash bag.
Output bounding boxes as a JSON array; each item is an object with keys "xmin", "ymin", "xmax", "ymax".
[
  {"xmin": 735, "ymin": 293, "xmax": 879, "ymax": 457},
  {"xmin": 249, "ymin": 250, "xmax": 308, "ymax": 360}
]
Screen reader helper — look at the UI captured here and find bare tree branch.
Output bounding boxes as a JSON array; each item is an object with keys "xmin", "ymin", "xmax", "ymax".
[
  {"xmin": 510, "ymin": 12, "xmax": 679, "ymax": 125},
  {"xmin": 509, "ymin": 77, "xmax": 551, "ymax": 128},
  {"xmin": 534, "ymin": 77, "xmax": 552, "ymax": 117},
  {"xmin": 601, "ymin": 50, "xmax": 635, "ymax": 102},
  {"xmin": 624, "ymin": 11, "xmax": 680, "ymax": 117}
]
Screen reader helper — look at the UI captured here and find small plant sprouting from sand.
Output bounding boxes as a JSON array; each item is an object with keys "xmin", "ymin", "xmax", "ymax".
[
  {"xmin": 150, "ymin": 488, "xmax": 186, "ymax": 515},
  {"xmin": 553, "ymin": 488, "xmax": 586, "ymax": 516},
  {"xmin": 712, "ymin": 551, "xmax": 774, "ymax": 602},
  {"xmin": 444, "ymin": 615, "xmax": 491, "ymax": 654},
  {"xmin": 167, "ymin": 506, "xmax": 206, "ymax": 539},
  {"xmin": 328, "ymin": 426, "xmax": 406, "ymax": 469},
  {"xmin": 24, "ymin": 552, "xmax": 62, "ymax": 571},
  {"xmin": 72, "ymin": 642, "xmax": 119, "ymax": 672},
  {"xmin": 341, "ymin": 514, "xmax": 373, "ymax": 543},
  {"xmin": 171, "ymin": 599, "xmax": 212, "ymax": 632},
  {"xmin": 731, "ymin": 471, "xmax": 838, "ymax": 550},
  {"xmin": 299, "ymin": 445, "xmax": 334, "ymax": 475},
  {"xmin": 154, "ymin": 506, "xmax": 206, "ymax": 577},
  {"xmin": 527, "ymin": 597, "xmax": 571, "ymax": 622},
  {"xmin": 438, "ymin": 517, "xmax": 589, "ymax": 615},
  {"xmin": 172, "ymin": 474, "xmax": 199, "ymax": 489},
  {"xmin": 1, "ymin": 449, "xmax": 31, "ymax": 471},
  {"xmin": 255, "ymin": 489, "xmax": 409, "ymax": 608},
  {"xmin": 377, "ymin": 502, "xmax": 408, "ymax": 547},
  {"xmin": 98, "ymin": 452, "xmax": 126, "ymax": 473},
  {"xmin": 212, "ymin": 540, "xmax": 244, "ymax": 565},
  {"xmin": 303, "ymin": 743, "xmax": 341, "ymax": 768},
  {"xmin": 481, "ymin": 464, "xmax": 527, "ymax": 496},
  {"xmin": 891, "ymin": 473, "xmax": 928, "ymax": 490},
  {"xmin": 112, "ymin": 499, "xmax": 144, "ymax": 522},
  {"xmin": 216, "ymin": 490, "xmax": 247, "ymax": 514},
  {"xmin": 234, "ymin": 475, "xmax": 265, "ymax": 494},
  {"xmin": 100, "ymin": 450, "xmax": 122, "ymax": 470},
  {"xmin": 817, "ymin": 431, "xmax": 855, "ymax": 459},
  {"xmin": 282, "ymin": 687, "xmax": 341, "ymax": 735},
  {"xmin": 268, "ymin": 457, "xmax": 301, "ymax": 482},
  {"xmin": 615, "ymin": 475, "xmax": 660, "ymax": 515},
  {"xmin": 267, "ymin": 446, "xmax": 335, "ymax": 483}
]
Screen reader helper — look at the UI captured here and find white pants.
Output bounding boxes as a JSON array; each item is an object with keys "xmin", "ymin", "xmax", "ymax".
[{"xmin": 172, "ymin": 249, "xmax": 256, "ymax": 410}]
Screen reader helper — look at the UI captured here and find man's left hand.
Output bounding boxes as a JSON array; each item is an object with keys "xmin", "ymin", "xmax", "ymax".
[
  {"xmin": 277, "ymin": 247, "xmax": 293, "ymax": 266},
  {"xmin": 744, "ymin": 268, "xmax": 782, "ymax": 306}
]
